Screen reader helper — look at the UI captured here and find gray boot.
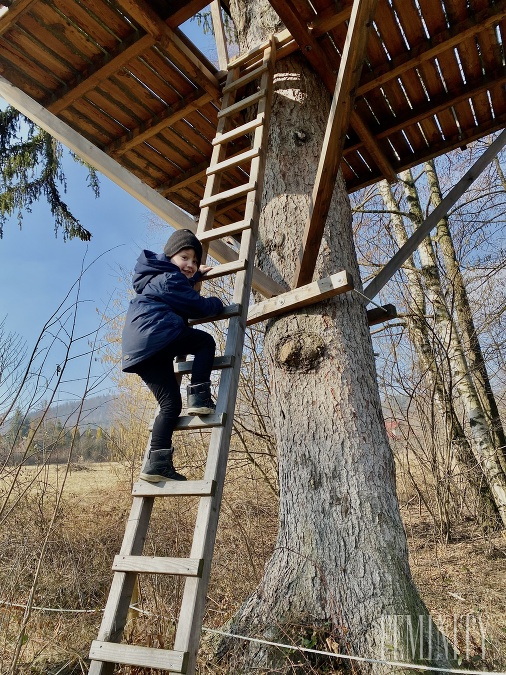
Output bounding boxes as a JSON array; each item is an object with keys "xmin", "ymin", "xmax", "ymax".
[
  {"xmin": 139, "ymin": 447, "xmax": 187, "ymax": 482},
  {"xmin": 187, "ymin": 382, "xmax": 216, "ymax": 415}
]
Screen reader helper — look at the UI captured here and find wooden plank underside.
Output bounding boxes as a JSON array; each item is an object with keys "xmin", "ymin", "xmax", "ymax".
[
  {"xmin": 356, "ymin": 1, "xmax": 506, "ymax": 96},
  {"xmin": 292, "ymin": 0, "xmax": 380, "ymax": 289},
  {"xmin": 114, "ymin": 0, "xmax": 221, "ymax": 99},
  {"xmin": 89, "ymin": 641, "xmax": 187, "ymax": 672},
  {"xmin": 247, "ymin": 270, "xmax": 354, "ymax": 325},
  {"xmin": 46, "ymin": 35, "xmax": 155, "ymax": 115},
  {"xmin": 0, "ymin": 75, "xmax": 284, "ymax": 299}
]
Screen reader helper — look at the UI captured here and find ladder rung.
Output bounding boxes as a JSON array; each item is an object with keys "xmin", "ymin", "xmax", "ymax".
[
  {"xmin": 206, "ymin": 147, "xmax": 260, "ymax": 176},
  {"xmin": 112, "ymin": 555, "xmax": 203, "ymax": 577},
  {"xmin": 174, "ymin": 355, "xmax": 234, "ymax": 374},
  {"xmin": 198, "ymin": 219, "xmax": 252, "ymax": 243},
  {"xmin": 203, "ymin": 258, "xmax": 247, "ymax": 280},
  {"xmin": 228, "ymin": 38, "xmax": 270, "ymax": 68},
  {"xmin": 200, "ymin": 181, "xmax": 256, "ymax": 208},
  {"xmin": 212, "ymin": 114, "xmax": 264, "ymax": 146},
  {"xmin": 132, "ymin": 479, "xmax": 216, "ymax": 497},
  {"xmin": 149, "ymin": 413, "xmax": 225, "ymax": 432},
  {"xmin": 189, "ymin": 302, "xmax": 241, "ymax": 325},
  {"xmin": 217, "ymin": 89, "xmax": 266, "ymax": 119},
  {"xmin": 89, "ymin": 641, "xmax": 187, "ymax": 672},
  {"xmin": 175, "ymin": 413, "xmax": 226, "ymax": 430},
  {"xmin": 223, "ymin": 61, "xmax": 269, "ymax": 93}
]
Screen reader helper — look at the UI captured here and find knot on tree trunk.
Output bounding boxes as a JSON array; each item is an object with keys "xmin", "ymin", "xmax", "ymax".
[{"xmin": 276, "ymin": 331, "xmax": 325, "ymax": 371}]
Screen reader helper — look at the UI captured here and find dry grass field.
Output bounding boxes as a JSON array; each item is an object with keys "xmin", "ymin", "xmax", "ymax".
[{"xmin": 0, "ymin": 455, "xmax": 504, "ymax": 675}]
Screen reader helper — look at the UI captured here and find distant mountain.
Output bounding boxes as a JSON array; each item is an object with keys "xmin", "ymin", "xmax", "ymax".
[{"xmin": 30, "ymin": 393, "xmax": 118, "ymax": 431}]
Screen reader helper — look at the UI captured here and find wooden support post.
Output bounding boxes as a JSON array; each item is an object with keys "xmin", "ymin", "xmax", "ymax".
[
  {"xmin": 292, "ymin": 0, "xmax": 380, "ymax": 289},
  {"xmin": 247, "ymin": 270, "xmax": 354, "ymax": 325},
  {"xmin": 211, "ymin": 0, "xmax": 229, "ymax": 70},
  {"xmin": 363, "ymin": 128, "xmax": 506, "ymax": 302}
]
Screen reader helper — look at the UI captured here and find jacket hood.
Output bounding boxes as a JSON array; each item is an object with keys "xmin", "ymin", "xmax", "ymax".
[{"xmin": 132, "ymin": 250, "xmax": 175, "ymax": 293}]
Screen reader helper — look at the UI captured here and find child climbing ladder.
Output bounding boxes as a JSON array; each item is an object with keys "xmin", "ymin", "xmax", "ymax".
[{"xmin": 121, "ymin": 228, "xmax": 224, "ymax": 482}]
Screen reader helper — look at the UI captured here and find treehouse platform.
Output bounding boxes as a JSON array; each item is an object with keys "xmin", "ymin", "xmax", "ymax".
[{"xmin": 1, "ymin": 0, "xmax": 505, "ymax": 254}]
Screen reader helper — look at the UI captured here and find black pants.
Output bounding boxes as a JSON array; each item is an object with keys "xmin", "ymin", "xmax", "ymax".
[{"xmin": 132, "ymin": 327, "xmax": 216, "ymax": 451}]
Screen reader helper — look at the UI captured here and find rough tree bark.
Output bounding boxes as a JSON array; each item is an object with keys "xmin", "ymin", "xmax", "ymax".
[{"xmin": 217, "ymin": 2, "xmax": 453, "ymax": 672}]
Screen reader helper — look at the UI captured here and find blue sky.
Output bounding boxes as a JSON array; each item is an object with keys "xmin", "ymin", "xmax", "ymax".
[
  {"xmin": 0, "ymin": 156, "xmax": 164, "ymax": 403},
  {"xmin": 0, "ymin": 15, "xmax": 217, "ymax": 406}
]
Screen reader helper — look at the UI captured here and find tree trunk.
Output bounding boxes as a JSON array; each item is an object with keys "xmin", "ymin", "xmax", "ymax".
[
  {"xmin": 425, "ymin": 159, "xmax": 506, "ymax": 475},
  {"xmin": 218, "ymin": 3, "xmax": 454, "ymax": 672},
  {"xmin": 401, "ymin": 170, "xmax": 506, "ymax": 527},
  {"xmin": 378, "ymin": 180, "xmax": 500, "ymax": 533}
]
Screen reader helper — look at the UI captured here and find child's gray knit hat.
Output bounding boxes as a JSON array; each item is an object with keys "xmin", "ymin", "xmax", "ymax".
[{"xmin": 163, "ymin": 229, "xmax": 202, "ymax": 266}]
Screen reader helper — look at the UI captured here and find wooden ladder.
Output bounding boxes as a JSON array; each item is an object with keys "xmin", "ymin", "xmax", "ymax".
[{"xmin": 88, "ymin": 39, "xmax": 276, "ymax": 675}]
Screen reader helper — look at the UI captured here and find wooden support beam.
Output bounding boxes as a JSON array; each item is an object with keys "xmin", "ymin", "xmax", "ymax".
[
  {"xmin": 349, "ymin": 111, "xmax": 397, "ymax": 183},
  {"xmin": 46, "ymin": 35, "xmax": 153, "ymax": 115},
  {"xmin": 269, "ymin": 0, "xmax": 394, "ymax": 190},
  {"xmin": 0, "ymin": 74, "xmax": 284, "ymax": 299},
  {"xmin": 292, "ymin": 0, "xmax": 379, "ymax": 289},
  {"xmin": 0, "ymin": 0, "xmax": 37, "ymax": 36},
  {"xmin": 309, "ymin": 6, "xmax": 352, "ymax": 35},
  {"xmin": 268, "ymin": 0, "xmax": 335, "ymax": 91},
  {"xmin": 106, "ymin": 92, "xmax": 213, "ymax": 157},
  {"xmin": 168, "ymin": 0, "xmax": 210, "ymax": 27},
  {"xmin": 227, "ymin": 9, "xmax": 352, "ymax": 71},
  {"xmin": 367, "ymin": 304, "xmax": 397, "ymax": 326},
  {"xmin": 247, "ymin": 270, "xmax": 354, "ymax": 325},
  {"xmin": 363, "ymin": 128, "xmax": 506, "ymax": 302},
  {"xmin": 158, "ymin": 161, "xmax": 209, "ymax": 195}
]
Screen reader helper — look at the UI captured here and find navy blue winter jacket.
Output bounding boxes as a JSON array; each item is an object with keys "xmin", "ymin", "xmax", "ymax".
[{"xmin": 122, "ymin": 250, "xmax": 224, "ymax": 372}]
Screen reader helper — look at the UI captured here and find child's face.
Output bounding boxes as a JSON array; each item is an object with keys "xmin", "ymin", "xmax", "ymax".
[{"xmin": 170, "ymin": 248, "xmax": 199, "ymax": 278}]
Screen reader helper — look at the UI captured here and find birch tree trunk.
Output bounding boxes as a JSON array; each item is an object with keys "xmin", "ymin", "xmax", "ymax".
[
  {"xmin": 378, "ymin": 180, "xmax": 499, "ymax": 532},
  {"xmin": 401, "ymin": 171, "xmax": 506, "ymax": 526},
  {"xmin": 424, "ymin": 159, "xmax": 506, "ymax": 475},
  {"xmin": 217, "ymin": 3, "xmax": 454, "ymax": 672}
]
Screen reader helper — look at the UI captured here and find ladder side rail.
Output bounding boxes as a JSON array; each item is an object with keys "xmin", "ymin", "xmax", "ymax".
[
  {"xmin": 198, "ymin": 66, "xmax": 241, "ymax": 243},
  {"xmin": 173, "ymin": 314, "xmax": 246, "ymax": 670},
  {"xmin": 173, "ymin": 41, "xmax": 276, "ymax": 674},
  {"xmin": 235, "ymin": 41, "xmax": 276, "ymax": 303},
  {"xmin": 88, "ymin": 496, "xmax": 155, "ymax": 675},
  {"xmin": 89, "ymin": 368, "xmax": 183, "ymax": 673}
]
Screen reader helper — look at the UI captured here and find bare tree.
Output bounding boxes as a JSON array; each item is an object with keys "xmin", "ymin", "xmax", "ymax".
[
  {"xmin": 425, "ymin": 159, "xmax": 506, "ymax": 474},
  {"xmin": 399, "ymin": 169, "xmax": 506, "ymax": 526},
  {"xmin": 377, "ymin": 178, "xmax": 500, "ymax": 535},
  {"xmin": 0, "ymin": 256, "xmax": 117, "ymax": 673}
]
